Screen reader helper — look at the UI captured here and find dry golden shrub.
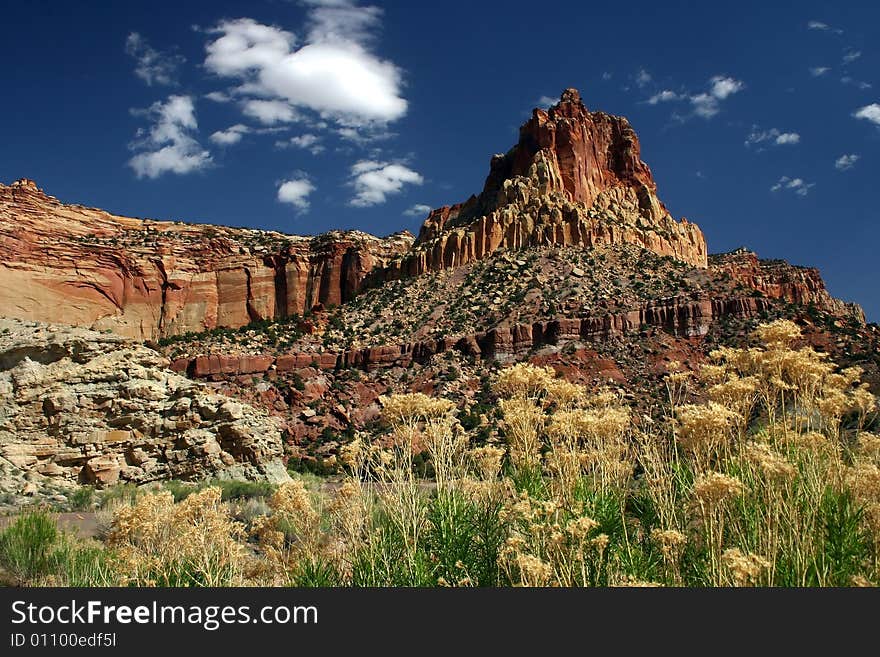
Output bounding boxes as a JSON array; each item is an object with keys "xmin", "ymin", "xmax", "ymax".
[{"xmin": 107, "ymin": 487, "xmax": 247, "ymax": 586}]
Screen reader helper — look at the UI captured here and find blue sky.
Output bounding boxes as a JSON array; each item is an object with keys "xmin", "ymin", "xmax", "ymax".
[{"xmin": 1, "ymin": 1, "xmax": 878, "ymax": 320}]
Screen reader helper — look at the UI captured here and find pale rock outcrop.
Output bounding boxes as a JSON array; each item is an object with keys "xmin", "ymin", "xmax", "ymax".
[{"xmin": 0, "ymin": 318, "xmax": 289, "ymax": 494}]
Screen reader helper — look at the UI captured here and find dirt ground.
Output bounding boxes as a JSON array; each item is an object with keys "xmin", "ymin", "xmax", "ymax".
[{"xmin": 0, "ymin": 512, "xmax": 100, "ymax": 539}]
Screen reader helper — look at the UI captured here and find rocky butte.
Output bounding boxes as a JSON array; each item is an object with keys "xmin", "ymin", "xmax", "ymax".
[
  {"xmin": 377, "ymin": 87, "xmax": 707, "ymax": 281},
  {"xmin": 0, "ymin": 88, "xmax": 712, "ymax": 340}
]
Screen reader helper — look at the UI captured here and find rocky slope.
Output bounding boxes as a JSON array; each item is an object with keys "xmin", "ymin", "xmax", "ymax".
[
  {"xmin": 0, "ymin": 178, "xmax": 412, "ymax": 340},
  {"xmin": 0, "ymin": 318, "xmax": 288, "ymax": 501}
]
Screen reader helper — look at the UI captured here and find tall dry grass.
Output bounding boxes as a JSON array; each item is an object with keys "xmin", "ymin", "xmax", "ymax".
[{"xmin": 4, "ymin": 320, "xmax": 877, "ymax": 588}]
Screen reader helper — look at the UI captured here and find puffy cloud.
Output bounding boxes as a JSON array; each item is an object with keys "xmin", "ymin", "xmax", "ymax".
[
  {"xmin": 128, "ymin": 95, "xmax": 211, "ymax": 178},
  {"xmin": 537, "ymin": 95, "xmax": 559, "ymax": 108},
  {"xmin": 835, "ymin": 154, "xmax": 860, "ymax": 171},
  {"xmin": 810, "ymin": 67, "xmax": 830, "ymax": 76},
  {"xmin": 774, "ymin": 132, "xmax": 800, "ymax": 145},
  {"xmin": 203, "ymin": 4, "xmax": 407, "ymax": 131},
  {"xmin": 349, "ymin": 160, "xmax": 422, "ymax": 207},
  {"xmin": 843, "ymin": 50, "xmax": 861, "ymax": 63},
  {"xmin": 242, "ymin": 99, "xmax": 299, "ymax": 124},
  {"xmin": 210, "ymin": 124, "xmax": 250, "ymax": 145},
  {"xmin": 125, "ymin": 32, "xmax": 185, "ymax": 86},
  {"xmin": 403, "ymin": 203, "xmax": 432, "ymax": 217},
  {"xmin": 690, "ymin": 76, "xmax": 744, "ymax": 118},
  {"xmin": 205, "ymin": 91, "xmax": 232, "ymax": 103},
  {"xmin": 708, "ymin": 76, "xmax": 743, "ymax": 99},
  {"xmin": 646, "ymin": 90, "xmax": 683, "ymax": 104},
  {"xmin": 747, "ymin": 127, "xmax": 800, "ymax": 148},
  {"xmin": 770, "ymin": 176, "xmax": 814, "ymax": 196},
  {"xmin": 277, "ymin": 177, "xmax": 315, "ymax": 211},
  {"xmin": 854, "ymin": 103, "xmax": 880, "ymax": 125},
  {"xmin": 642, "ymin": 76, "xmax": 742, "ymax": 119},
  {"xmin": 276, "ymin": 133, "xmax": 325, "ymax": 154}
]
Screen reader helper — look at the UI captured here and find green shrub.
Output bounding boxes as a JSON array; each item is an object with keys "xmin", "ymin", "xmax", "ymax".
[
  {"xmin": 68, "ymin": 486, "xmax": 96, "ymax": 510},
  {"xmin": 0, "ymin": 511, "xmax": 59, "ymax": 585}
]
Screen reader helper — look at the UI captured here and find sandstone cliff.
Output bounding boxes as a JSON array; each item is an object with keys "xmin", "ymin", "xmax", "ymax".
[
  {"xmin": 0, "ymin": 318, "xmax": 289, "ymax": 497},
  {"xmin": 711, "ymin": 248, "xmax": 866, "ymax": 322},
  {"xmin": 0, "ymin": 179, "xmax": 412, "ymax": 340},
  {"xmin": 373, "ymin": 88, "xmax": 707, "ymax": 284}
]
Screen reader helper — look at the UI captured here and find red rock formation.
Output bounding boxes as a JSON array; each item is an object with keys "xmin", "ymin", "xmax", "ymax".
[
  {"xmin": 0, "ymin": 179, "xmax": 412, "ymax": 339},
  {"xmin": 175, "ymin": 294, "xmax": 776, "ymax": 378},
  {"xmin": 711, "ymin": 249, "xmax": 865, "ymax": 322},
  {"xmin": 372, "ymin": 88, "xmax": 708, "ymax": 285}
]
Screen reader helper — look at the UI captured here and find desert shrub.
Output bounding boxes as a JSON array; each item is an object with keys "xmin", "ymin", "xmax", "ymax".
[
  {"xmin": 107, "ymin": 487, "xmax": 248, "ymax": 586},
  {"xmin": 0, "ymin": 511, "xmax": 58, "ymax": 585},
  {"xmin": 0, "ymin": 512, "xmax": 116, "ymax": 586},
  {"xmin": 68, "ymin": 486, "xmax": 96, "ymax": 510},
  {"xmin": 6, "ymin": 319, "xmax": 879, "ymax": 587},
  {"xmin": 99, "ymin": 483, "xmax": 140, "ymax": 508}
]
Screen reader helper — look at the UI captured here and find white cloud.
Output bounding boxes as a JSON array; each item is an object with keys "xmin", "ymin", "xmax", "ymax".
[
  {"xmin": 205, "ymin": 91, "xmax": 232, "ymax": 103},
  {"xmin": 690, "ymin": 76, "xmax": 744, "ymax": 118},
  {"xmin": 210, "ymin": 124, "xmax": 250, "ymax": 145},
  {"xmin": 336, "ymin": 125, "xmax": 394, "ymax": 144},
  {"xmin": 646, "ymin": 90, "xmax": 683, "ymax": 104},
  {"xmin": 775, "ymin": 132, "xmax": 800, "ymax": 145},
  {"xmin": 635, "ymin": 69, "xmax": 652, "ymax": 87},
  {"xmin": 835, "ymin": 154, "xmax": 860, "ymax": 171},
  {"xmin": 854, "ymin": 103, "xmax": 880, "ymax": 125},
  {"xmin": 807, "ymin": 19, "xmax": 843, "ymax": 34},
  {"xmin": 601, "ymin": 71, "xmax": 612, "ymax": 81},
  {"xmin": 709, "ymin": 76, "xmax": 743, "ymax": 99},
  {"xmin": 128, "ymin": 95, "xmax": 212, "ymax": 178},
  {"xmin": 842, "ymin": 77, "xmax": 872, "ymax": 90},
  {"xmin": 771, "ymin": 176, "xmax": 814, "ymax": 196},
  {"xmin": 690, "ymin": 94, "xmax": 720, "ymax": 118},
  {"xmin": 810, "ymin": 66, "xmax": 830, "ymax": 76},
  {"xmin": 203, "ymin": 6, "xmax": 407, "ymax": 131},
  {"xmin": 537, "ymin": 95, "xmax": 559, "ymax": 108},
  {"xmin": 276, "ymin": 133, "xmax": 325, "ymax": 154},
  {"xmin": 349, "ymin": 160, "xmax": 422, "ymax": 207},
  {"xmin": 747, "ymin": 127, "xmax": 799, "ymax": 147},
  {"xmin": 125, "ymin": 32, "xmax": 185, "ymax": 86},
  {"xmin": 277, "ymin": 177, "xmax": 315, "ymax": 211},
  {"xmin": 843, "ymin": 50, "xmax": 861, "ymax": 63},
  {"xmin": 403, "ymin": 203, "xmax": 432, "ymax": 217},
  {"xmin": 242, "ymin": 99, "xmax": 299, "ymax": 124}
]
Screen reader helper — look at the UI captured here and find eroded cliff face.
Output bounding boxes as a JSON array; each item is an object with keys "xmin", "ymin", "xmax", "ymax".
[
  {"xmin": 0, "ymin": 179, "xmax": 413, "ymax": 340},
  {"xmin": 711, "ymin": 249, "xmax": 866, "ymax": 322},
  {"xmin": 373, "ymin": 88, "xmax": 707, "ymax": 284}
]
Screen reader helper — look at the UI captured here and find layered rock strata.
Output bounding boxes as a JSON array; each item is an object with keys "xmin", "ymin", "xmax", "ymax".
[
  {"xmin": 372, "ymin": 88, "xmax": 707, "ymax": 284},
  {"xmin": 0, "ymin": 319, "xmax": 289, "ymax": 491},
  {"xmin": 0, "ymin": 178, "xmax": 412, "ymax": 340}
]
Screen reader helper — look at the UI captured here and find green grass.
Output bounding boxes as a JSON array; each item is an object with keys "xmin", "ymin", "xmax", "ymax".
[{"xmin": 0, "ymin": 511, "xmax": 58, "ymax": 585}]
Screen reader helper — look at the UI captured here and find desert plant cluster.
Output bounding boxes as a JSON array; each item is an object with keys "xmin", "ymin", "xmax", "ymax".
[{"xmin": 1, "ymin": 320, "xmax": 877, "ymax": 587}]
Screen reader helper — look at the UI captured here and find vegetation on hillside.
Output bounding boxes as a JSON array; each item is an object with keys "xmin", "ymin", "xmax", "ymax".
[{"xmin": 2, "ymin": 320, "xmax": 877, "ymax": 587}]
